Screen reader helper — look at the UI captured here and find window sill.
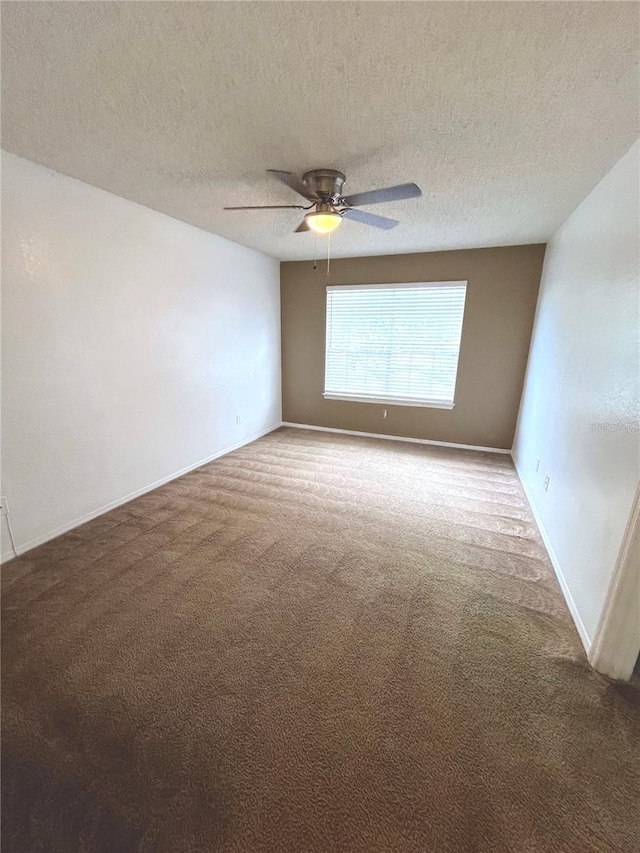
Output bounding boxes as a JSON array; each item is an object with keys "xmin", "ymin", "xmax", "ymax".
[{"xmin": 323, "ymin": 393, "xmax": 455, "ymax": 410}]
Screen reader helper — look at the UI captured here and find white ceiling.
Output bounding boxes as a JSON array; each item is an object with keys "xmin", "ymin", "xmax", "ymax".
[{"xmin": 2, "ymin": 2, "xmax": 638, "ymax": 261}]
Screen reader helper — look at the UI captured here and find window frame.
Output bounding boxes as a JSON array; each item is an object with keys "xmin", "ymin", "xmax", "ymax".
[{"xmin": 323, "ymin": 280, "xmax": 468, "ymax": 410}]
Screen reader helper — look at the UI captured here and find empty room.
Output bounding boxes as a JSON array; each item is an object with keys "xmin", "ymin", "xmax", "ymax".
[{"xmin": 1, "ymin": 2, "xmax": 638, "ymax": 852}]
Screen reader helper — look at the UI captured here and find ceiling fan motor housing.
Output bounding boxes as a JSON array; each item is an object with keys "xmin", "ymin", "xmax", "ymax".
[{"xmin": 302, "ymin": 169, "xmax": 346, "ymax": 203}]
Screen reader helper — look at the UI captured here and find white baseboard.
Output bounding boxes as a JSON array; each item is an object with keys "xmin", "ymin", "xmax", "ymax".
[
  {"xmin": 1, "ymin": 423, "xmax": 281, "ymax": 564},
  {"xmin": 281, "ymin": 422, "xmax": 512, "ymax": 454},
  {"xmin": 512, "ymin": 457, "xmax": 591, "ymax": 654}
]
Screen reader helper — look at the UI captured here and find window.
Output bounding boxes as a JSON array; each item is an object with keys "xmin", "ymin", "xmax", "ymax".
[{"xmin": 324, "ymin": 281, "xmax": 467, "ymax": 409}]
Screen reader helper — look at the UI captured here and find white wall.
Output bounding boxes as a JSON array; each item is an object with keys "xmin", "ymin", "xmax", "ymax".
[
  {"xmin": 513, "ymin": 141, "xmax": 639, "ymax": 654},
  {"xmin": 1, "ymin": 153, "xmax": 281, "ymax": 559}
]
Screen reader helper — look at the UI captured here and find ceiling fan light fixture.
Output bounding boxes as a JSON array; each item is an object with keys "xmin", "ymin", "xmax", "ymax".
[
  {"xmin": 305, "ymin": 209, "xmax": 342, "ymax": 234},
  {"xmin": 224, "ymin": 169, "xmax": 422, "ymax": 237}
]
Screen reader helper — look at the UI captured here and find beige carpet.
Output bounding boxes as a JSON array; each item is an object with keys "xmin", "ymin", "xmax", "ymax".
[{"xmin": 2, "ymin": 427, "xmax": 639, "ymax": 852}]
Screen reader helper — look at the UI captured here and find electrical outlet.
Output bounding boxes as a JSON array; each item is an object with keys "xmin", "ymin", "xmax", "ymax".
[
  {"xmin": 235, "ymin": 414, "xmax": 241, "ymax": 426},
  {"xmin": 383, "ymin": 409, "xmax": 389, "ymax": 419},
  {"xmin": 0, "ymin": 497, "xmax": 8, "ymax": 516},
  {"xmin": 543, "ymin": 476, "xmax": 550, "ymax": 491},
  {"xmin": 536, "ymin": 459, "xmax": 541, "ymax": 472}
]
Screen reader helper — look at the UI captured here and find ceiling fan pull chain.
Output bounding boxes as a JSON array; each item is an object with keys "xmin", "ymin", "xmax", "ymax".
[
  {"xmin": 313, "ymin": 234, "xmax": 318, "ymax": 271},
  {"xmin": 327, "ymin": 232, "xmax": 331, "ymax": 277}
]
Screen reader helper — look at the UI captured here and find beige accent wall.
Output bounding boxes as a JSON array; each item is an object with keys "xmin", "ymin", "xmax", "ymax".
[{"xmin": 281, "ymin": 245, "xmax": 545, "ymax": 449}]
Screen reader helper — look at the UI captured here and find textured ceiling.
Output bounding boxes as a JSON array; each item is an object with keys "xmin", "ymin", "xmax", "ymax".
[{"xmin": 2, "ymin": 1, "xmax": 638, "ymax": 261}]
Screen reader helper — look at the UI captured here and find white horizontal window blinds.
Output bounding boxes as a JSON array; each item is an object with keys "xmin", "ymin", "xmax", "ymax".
[{"xmin": 324, "ymin": 282, "xmax": 467, "ymax": 408}]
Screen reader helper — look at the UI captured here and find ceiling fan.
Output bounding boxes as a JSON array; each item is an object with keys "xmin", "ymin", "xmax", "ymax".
[{"xmin": 224, "ymin": 169, "xmax": 421, "ymax": 234}]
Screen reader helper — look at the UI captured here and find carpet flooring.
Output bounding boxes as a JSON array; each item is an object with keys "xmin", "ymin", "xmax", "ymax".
[{"xmin": 2, "ymin": 427, "xmax": 639, "ymax": 852}]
